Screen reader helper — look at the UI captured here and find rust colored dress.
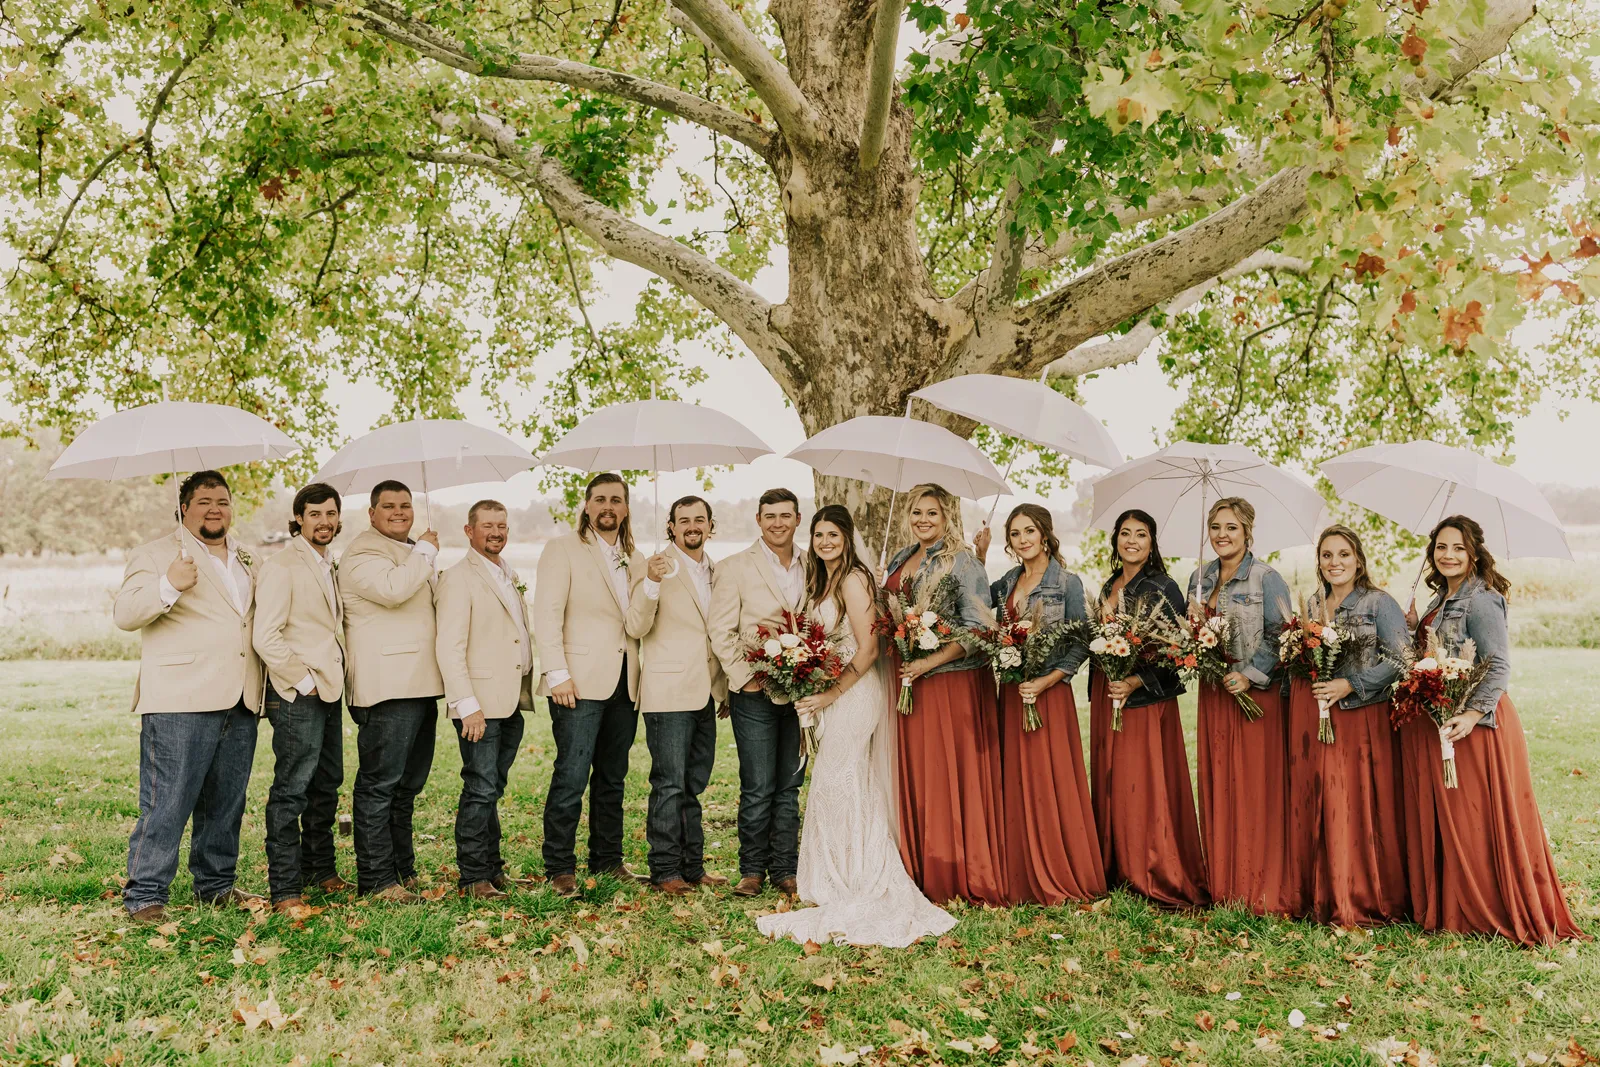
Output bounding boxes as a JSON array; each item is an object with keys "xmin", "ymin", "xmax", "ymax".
[
  {"xmin": 1088, "ymin": 671, "xmax": 1209, "ymax": 908},
  {"xmin": 1196, "ymin": 680, "xmax": 1292, "ymax": 914},
  {"xmin": 997, "ymin": 595, "xmax": 1106, "ymax": 905},
  {"xmin": 890, "ymin": 565, "xmax": 1007, "ymax": 906},
  {"xmin": 1284, "ymin": 678, "xmax": 1409, "ymax": 925}
]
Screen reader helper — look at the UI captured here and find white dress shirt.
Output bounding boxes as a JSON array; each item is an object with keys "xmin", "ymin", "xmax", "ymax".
[
  {"xmin": 643, "ymin": 542, "xmax": 713, "ymax": 615},
  {"xmin": 451, "ymin": 549, "xmax": 530, "ymax": 719},
  {"xmin": 759, "ymin": 537, "xmax": 805, "ymax": 607},
  {"xmin": 159, "ymin": 532, "xmax": 251, "ymax": 615}
]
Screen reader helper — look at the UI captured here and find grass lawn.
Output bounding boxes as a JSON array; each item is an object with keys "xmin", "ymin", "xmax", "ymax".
[{"xmin": 0, "ymin": 653, "xmax": 1597, "ymax": 1067}]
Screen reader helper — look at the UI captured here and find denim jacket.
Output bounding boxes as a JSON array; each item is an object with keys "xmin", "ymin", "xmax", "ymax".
[
  {"xmin": 1186, "ymin": 552, "xmax": 1292, "ymax": 690},
  {"xmin": 989, "ymin": 559, "xmax": 1089, "ymax": 679},
  {"xmin": 1096, "ymin": 565, "xmax": 1187, "ymax": 709},
  {"xmin": 1305, "ymin": 585, "xmax": 1408, "ymax": 711},
  {"xmin": 1418, "ymin": 574, "xmax": 1510, "ymax": 727},
  {"xmin": 886, "ymin": 538, "xmax": 992, "ymax": 677}
]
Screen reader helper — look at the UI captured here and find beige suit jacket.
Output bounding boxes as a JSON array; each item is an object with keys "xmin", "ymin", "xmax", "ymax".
[
  {"xmin": 532, "ymin": 531, "xmax": 644, "ymax": 702},
  {"xmin": 707, "ymin": 541, "xmax": 809, "ymax": 701},
  {"xmin": 113, "ymin": 528, "xmax": 262, "ymax": 715},
  {"xmin": 340, "ymin": 528, "xmax": 443, "ymax": 708},
  {"xmin": 253, "ymin": 535, "xmax": 345, "ymax": 701},
  {"xmin": 436, "ymin": 550, "xmax": 534, "ymax": 719},
  {"xmin": 625, "ymin": 551, "xmax": 728, "ymax": 714}
]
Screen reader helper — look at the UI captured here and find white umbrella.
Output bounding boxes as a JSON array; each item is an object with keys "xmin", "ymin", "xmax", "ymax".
[
  {"xmin": 1089, "ymin": 441, "xmax": 1324, "ymax": 560},
  {"xmin": 538, "ymin": 399, "xmax": 774, "ymax": 550},
  {"xmin": 912, "ymin": 373, "xmax": 1123, "ymax": 471},
  {"xmin": 313, "ymin": 419, "xmax": 536, "ymax": 525}
]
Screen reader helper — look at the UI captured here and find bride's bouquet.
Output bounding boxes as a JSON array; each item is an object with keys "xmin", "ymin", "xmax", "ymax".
[
  {"xmin": 1278, "ymin": 612, "xmax": 1367, "ymax": 744},
  {"xmin": 1083, "ymin": 593, "xmax": 1179, "ymax": 731},
  {"xmin": 1167, "ymin": 604, "xmax": 1264, "ymax": 722},
  {"xmin": 874, "ymin": 572, "xmax": 962, "ymax": 716},
  {"xmin": 1389, "ymin": 633, "xmax": 1490, "ymax": 788},
  {"xmin": 743, "ymin": 610, "xmax": 847, "ymax": 757},
  {"xmin": 966, "ymin": 604, "xmax": 1074, "ymax": 732}
]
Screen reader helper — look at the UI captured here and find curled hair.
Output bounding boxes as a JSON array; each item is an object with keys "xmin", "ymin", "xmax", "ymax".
[
  {"xmin": 1207, "ymin": 496, "xmax": 1256, "ymax": 552},
  {"xmin": 1003, "ymin": 503, "xmax": 1064, "ymax": 567},
  {"xmin": 177, "ymin": 470, "xmax": 230, "ymax": 520},
  {"xmin": 807, "ymin": 505, "xmax": 875, "ymax": 617},
  {"xmin": 899, "ymin": 483, "xmax": 965, "ymax": 551},
  {"xmin": 1109, "ymin": 508, "xmax": 1167, "ymax": 579},
  {"xmin": 666, "ymin": 495, "xmax": 715, "ymax": 544},
  {"xmin": 290, "ymin": 482, "xmax": 342, "ymax": 538},
  {"xmin": 1425, "ymin": 514, "xmax": 1510, "ymax": 598},
  {"xmin": 1314, "ymin": 524, "xmax": 1373, "ymax": 597},
  {"xmin": 577, "ymin": 472, "xmax": 634, "ymax": 557}
]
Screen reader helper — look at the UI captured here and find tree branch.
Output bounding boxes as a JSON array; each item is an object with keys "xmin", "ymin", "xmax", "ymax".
[
  {"xmin": 314, "ymin": 0, "xmax": 775, "ymax": 157},
  {"xmin": 858, "ymin": 0, "xmax": 907, "ymax": 170},
  {"xmin": 1407, "ymin": 0, "xmax": 1535, "ymax": 100},
  {"xmin": 668, "ymin": 0, "xmax": 824, "ymax": 146},
  {"xmin": 668, "ymin": 2, "xmax": 731, "ymax": 63}
]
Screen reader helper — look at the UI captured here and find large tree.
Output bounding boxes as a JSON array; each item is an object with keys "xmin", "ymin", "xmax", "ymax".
[{"xmin": 1, "ymin": 0, "xmax": 1597, "ymax": 533}]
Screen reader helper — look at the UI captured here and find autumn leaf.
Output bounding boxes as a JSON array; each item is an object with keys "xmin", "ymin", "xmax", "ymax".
[
  {"xmin": 1354, "ymin": 253, "xmax": 1387, "ymax": 281},
  {"xmin": 1195, "ymin": 1012, "xmax": 1216, "ymax": 1031},
  {"xmin": 1401, "ymin": 29, "xmax": 1428, "ymax": 65},
  {"xmin": 1398, "ymin": 291, "xmax": 1418, "ymax": 316},
  {"xmin": 953, "ymin": 12, "xmax": 970, "ymax": 28},
  {"xmin": 1440, "ymin": 301, "xmax": 1484, "ymax": 350},
  {"xmin": 1056, "ymin": 1034, "xmax": 1079, "ymax": 1053}
]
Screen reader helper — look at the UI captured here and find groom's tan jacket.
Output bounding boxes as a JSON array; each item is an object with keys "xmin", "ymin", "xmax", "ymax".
[
  {"xmin": 707, "ymin": 541, "xmax": 808, "ymax": 701},
  {"xmin": 625, "ymin": 548, "xmax": 727, "ymax": 714}
]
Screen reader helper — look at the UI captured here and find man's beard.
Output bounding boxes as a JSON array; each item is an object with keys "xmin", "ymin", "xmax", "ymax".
[
  {"xmin": 198, "ymin": 521, "xmax": 228, "ymax": 543},
  {"xmin": 482, "ymin": 538, "xmax": 506, "ymax": 555},
  {"xmin": 594, "ymin": 512, "xmax": 620, "ymax": 531},
  {"xmin": 679, "ymin": 530, "xmax": 704, "ymax": 550},
  {"xmin": 308, "ymin": 525, "xmax": 337, "ymax": 546}
]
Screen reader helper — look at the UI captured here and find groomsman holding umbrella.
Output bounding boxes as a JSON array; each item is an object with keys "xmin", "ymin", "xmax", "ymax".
[
  {"xmin": 114, "ymin": 470, "xmax": 265, "ymax": 921},
  {"xmin": 341, "ymin": 480, "xmax": 443, "ymax": 903},
  {"xmin": 252, "ymin": 483, "xmax": 353, "ymax": 913},
  {"xmin": 626, "ymin": 496, "xmax": 729, "ymax": 895},
  {"xmin": 435, "ymin": 500, "xmax": 535, "ymax": 900}
]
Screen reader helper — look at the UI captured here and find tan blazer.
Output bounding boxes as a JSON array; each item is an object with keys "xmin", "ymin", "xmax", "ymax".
[
  {"xmin": 253, "ymin": 535, "xmax": 345, "ymax": 702},
  {"xmin": 436, "ymin": 550, "xmax": 534, "ymax": 719},
  {"xmin": 707, "ymin": 541, "xmax": 808, "ymax": 702},
  {"xmin": 532, "ymin": 531, "xmax": 644, "ymax": 702},
  {"xmin": 113, "ymin": 528, "xmax": 262, "ymax": 715},
  {"xmin": 625, "ymin": 549, "xmax": 728, "ymax": 714},
  {"xmin": 340, "ymin": 528, "xmax": 442, "ymax": 708}
]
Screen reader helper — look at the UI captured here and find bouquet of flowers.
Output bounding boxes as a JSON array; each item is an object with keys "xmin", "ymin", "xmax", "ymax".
[
  {"xmin": 874, "ymin": 572, "xmax": 963, "ymax": 715},
  {"xmin": 1389, "ymin": 633, "xmax": 1490, "ymax": 788},
  {"xmin": 1278, "ymin": 613, "xmax": 1359, "ymax": 744},
  {"xmin": 1084, "ymin": 594, "xmax": 1180, "ymax": 731},
  {"xmin": 966, "ymin": 604, "xmax": 1075, "ymax": 731},
  {"xmin": 1166, "ymin": 605, "xmax": 1264, "ymax": 721},
  {"xmin": 743, "ymin": 610, "xmax": 847, "ymax": 757}
]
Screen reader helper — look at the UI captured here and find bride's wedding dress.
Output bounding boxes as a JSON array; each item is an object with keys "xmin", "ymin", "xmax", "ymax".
[{"xmin": 755, "ymin": 600, "xmax": 956, "ymax": 948}]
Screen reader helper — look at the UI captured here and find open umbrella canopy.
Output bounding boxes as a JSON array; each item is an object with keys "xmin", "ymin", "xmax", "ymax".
[
  {"xmin": 46, "ymin": 401, "xmax": 300, "ymax": 481},
  {"xmin": 312, "ymin": 419, "xmax": 536, "ymax": 497},
  {"xmin": 538, "ymin": 399, "xmax": 773, "ymax": 473},
  {"xmin": 786, "ymin": 416, "xmax": 1012, "ymax": 500},
  {"xmin": 1090, "ymin": 441, "xmax": 1324, "ymax": 558},
  {"xmin": 911, "ymin": 373, "xmax": 1123, "ymax": 470},
  {"xmin": 1321, "ymin": 440, "xmax": 1570, "ymax": 560}
]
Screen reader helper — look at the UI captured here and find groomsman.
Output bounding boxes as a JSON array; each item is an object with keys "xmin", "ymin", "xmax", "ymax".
[
  {"xmin": 252, "ymin": 482, "xmax": 352, "ymax": 913},
  {"xmin": 113, "ymin": 470, "xmax": 264, "ymax": 921},
  {"xmin": 626, "ymin": 496, "xmax": 729, "ymax": 895},
  {"xmin": 533, "ymin": 472, "xmax": 646, "ymax": 897},
  {"xmin": 435, "ymin": 500, "xmax": 534, "ymax": 900},
  {"xmin": 708, "ymin": 488, "xmax": 808, "ymax": 897},
  {"xmin": 341, "ymin": 480, "xmax": 442, "ymax": 903}
]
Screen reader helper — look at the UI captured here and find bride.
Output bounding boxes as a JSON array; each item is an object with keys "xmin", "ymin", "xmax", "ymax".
[{"xmin": 756, "ymin": 505, "xmax": 956, "ymax": 948}]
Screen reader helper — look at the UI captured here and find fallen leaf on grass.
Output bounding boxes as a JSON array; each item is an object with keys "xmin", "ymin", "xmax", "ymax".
[
  {"xmin": 232, "ymin": 993, "xmax": 302, "ymax": 1031},
  {"xmin": 818, "ymin": 1046, "xmax": 859, "ymax": 1066},
  {"xmin": 566, "ymin": 931, "xmax": 589, "ymax": 965},
  {"xmin": 155, "ymin": 922, "xmax": 180, "ymax": 937},
  {"xmin": 1222, "ymin": 1020, "xmax": 1241, "ymax": 1033},
  {"xmin": 684, "ymin": 1039, "xmax": 709, "ymax": 1062},
  {"xmin": 1056, "ymin": 1034, "xmax": 1079, "ymax": 1053},
  {"xmin": 802, "ymin": 939, "xmax": 821, "ymax": 957},
  {"xmin": 1195, "ymin": 1012, "xmax": 1215, "ymax": 1031}
]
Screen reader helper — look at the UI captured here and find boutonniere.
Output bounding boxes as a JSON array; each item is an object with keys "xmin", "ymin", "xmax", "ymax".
[
  {"xmin": 330, "ymin": 557, "xmax": 340, "ymax": 573},
  {"xmin": 236, "ymin": 547, "xmax": 254, "ymax": 568},
  {"xmin": 514, "ymin": 577, "xmax": 528, "ymax": 597},
  {"xmin": 614, "ymin": 554, "xmax": 630, "ymax": 573}
]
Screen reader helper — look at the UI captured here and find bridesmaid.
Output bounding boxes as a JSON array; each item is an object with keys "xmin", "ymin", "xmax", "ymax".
[
  {"xmin": 1090, "ymin": 509, "xmax": 1209, "ymax": 909},
  {"xmin": 886, "ymin": 484, "xmax": 1007, "ymax": 906},
  {"xmin": 989, "ymin": 504, "xmax": 1107, "ymax": 905},
  {"xmin": 1398, "ymin": 515, "xmax": 1584, "ymax": 945},
  {"xmin": 1186, "ymin": 497, "xmax": 1294, "ymax": 915},
  {"xmin": 1283, "ymin": 525, "xmax": 1409, "ymax": 926}
]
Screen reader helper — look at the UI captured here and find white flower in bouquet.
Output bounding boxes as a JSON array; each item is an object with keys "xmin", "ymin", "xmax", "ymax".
[
  {"xmin": 1205, "ymin": 616, "xmax": 1228, "ymax": 634},
  {"xmin": 762, "ymin": 638, "xmax": 784, "ymax": 659},
  {"xmin": 1414, "ymin": 656, "xmax": 1438, "ymax": 672},
  {"xmin": 918, "ymin": 610, "xmax": 939, "ymax": 629},
  {"xmin": 916, "ymin": 628, "xmax": 941, "ymax": 651},
  {"xmin": 1322, "ymin": 627, "xmax": 1342, "ymax": 650},
  {"xmin": 998, "ymin": 647, "xmax": 1023, "ymax": 669},
  {"xmin": 1015, "ymin": 618, "xmax": 1034, "ymax": 632},
  {"xmin": 1197, "ymin": 626, "xmax": 1219, "ymax": 649},
  {"xmin": 785, "ymin": 646, "xmax": 807, "ymax": 665},
  {"xmin": 1088, "ymin": 636, "xmax": 1109, "ymax": 655},
  {"xmin": 1441, "ymin": 656, "xmax": 1473, "ymax": 678},
  {"xmin": 778, "ymin": 632, "xmax": 802, "ymax": 649},
  {"xmin": 1106, "ymin": 621, "xmax": 1125, "ymax": 635},
  {"xmin": 1106, "ymin": 636, "xmax": 1131, "ymax": 657}
]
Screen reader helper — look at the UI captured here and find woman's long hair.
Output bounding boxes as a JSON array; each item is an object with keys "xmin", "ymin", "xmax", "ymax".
[
  {"xmin": 807, "ymin": 505, "xmax": 875, "ymax": 616},
  {"xmin": 1108, "ymin": 508, "xmax": 1166, "ymax": 581},
  {"xmin": 1314, "ymin": 524, "xmax": 1375, "ymax": 598},
  {"xmin": 1004, "ymin": 503, "xmax": 1065, "ymax": 567},
  {"xmin": 898, "ymin": 483, "xmax": 966, "ymax": 553},
  {"xmin": 1424, "ymin": 513, "xmax": 1511, "ymax": 598}
]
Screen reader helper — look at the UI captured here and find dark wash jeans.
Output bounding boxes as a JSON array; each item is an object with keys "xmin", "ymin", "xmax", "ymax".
[
  {"xmin": 643, "ymin": 701, "xmax": 718, "ymax": 883},
  {"xmin": 264, "ymin": 689, "xmax": 345, "ymax": 902},
  {"xmin": 454, "ymin": 710, "xmax": 525, "ymax": 888},
  {"xmin": 349, "ymin": 697, "xmax": 438, "ymax": 894},
  {"xmin": 729, "ymin": 689, "xmax": 805, "ymax": 883},
  {"xmin": 124, "ymin": 700, "xmax": 258, "ymax": 914},
  {"xmin": 542, "ymin": 667, "xmax": 637, "ymax": 877}
]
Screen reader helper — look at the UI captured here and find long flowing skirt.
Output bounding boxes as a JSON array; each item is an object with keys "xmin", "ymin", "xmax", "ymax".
[
  {"xmin": 1283, "ymin": 679, "xmax": 1409, "ymax": 925},
  {"xmin": 1088, "ymin": 671, "xmax": 1209, "ymax": 908},
  {"xmin": 1399, "ymin": 695, "xmax": 1584, "ymax": 946},
  {"xmin": 1196, "ymin": 680, "xmax": 1292, "ymax": 914},
  {"xmin": 895, "ymin": 662, "xmax": 1007, "ymax": 906},
  {"xmin": 998, "ymin": 681, "xmax": 1106, "ymax": 905}
]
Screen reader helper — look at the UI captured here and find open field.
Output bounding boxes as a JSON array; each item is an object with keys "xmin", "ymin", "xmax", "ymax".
[{"xmin": 0, "ymin": 654, "xmax": 1597, "ymax": 1066}]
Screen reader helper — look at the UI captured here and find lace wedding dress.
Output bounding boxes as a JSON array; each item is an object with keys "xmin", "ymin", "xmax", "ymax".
[{"xmin": 755, "ymin": 599, "xmax": 956, "ymax": 948}]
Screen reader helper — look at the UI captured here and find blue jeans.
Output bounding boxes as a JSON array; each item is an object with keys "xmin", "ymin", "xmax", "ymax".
[
  {"xmin": 729, "ymin": 689, "xmax": 805, "ymax": 883},
  {"xmin": 349, "ymin": 697, "xmax": 437, "ymax": 894},
  {"xmin": 643, "ymin": 701, "xmax": 718, "ymax": 883},
  {"xmin": 542, "ymin": 668, "xmax": 637, "ymax": 877},
  {"xmin": 264, "ymin": 690, "xmax": 345, "ymax": 902},
  {"xmin": 454, "ymin": 710, "xmax": 525, "ymax": 888},
  {"xmin": 124, "ymin": 701, "xmax": 258, "ymax": 913}
]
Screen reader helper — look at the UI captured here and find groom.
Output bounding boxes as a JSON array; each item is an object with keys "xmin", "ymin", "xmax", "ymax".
[{"xmin": 708, "ymin": 488, "xmax": 808, "ymax": 897}]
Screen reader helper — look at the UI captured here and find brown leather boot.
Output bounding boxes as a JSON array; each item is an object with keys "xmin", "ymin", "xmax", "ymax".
[
  {"xmin": 461, "ymin": 881, "xmax": 507, "ymax": 900},
  {"xmin": 693, "ymin": 872, "xmax": 730, "ymax": 887},
  {"xmin": 271, "ymin": 896, "xmax": 306, "ymax": 915},
  {"xmin": 370, "ymin": 883, "xmax": 422, "ymax": 904},
  {"xmin": 773, "ymin": 876, "xmax": 798, "ymax": 896},
  {"xmin": 127, "ymin": 904, "xmax": 167, "ymax": 924},
  {"xmin": 550, "ymin": 873, "xmax": 580, "ymax": 899},
  {"xmin": 652, "ymin": 877, "xmax": 694, "ymax": 896},
  {"xmin": 314, "ymin": 874, "xmax": 354, "ymax": 893},
  {"xmin": 593, "ymin": 863, "xmax": 649, "ymax": 885},
  {"xmin": 201, "ymin": 888, "xmax": 267, "ymax": 909},
  {"xmin": 732, "ymin": 875, "xmax": 763, "ymax": 897}
]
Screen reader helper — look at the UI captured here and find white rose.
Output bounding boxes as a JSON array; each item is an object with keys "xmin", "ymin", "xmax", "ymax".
[
  {"xmin": 1414, "ymin": 656, "xmax": 1438, "ymax": 672},
  {"xmin": 762, "ymin": 638, "xmax": 783, "ymax": 659},
  {"xmin": 1322, "ymin": 629, "xmax": 1341, "ymax": 648},
  {"xmin": 1089, "ymin": 637, "xmax": 1108, "ymax": 655},
  {"xmin": 1206, "ymin": 616, "xmax": 1227, "ymax": 633},
  {"xmin": 918, "ymin": 610, "xmax": 939, "ymax": 629},
  {"xmin": 1015, "ymin": 619, "xmax": 1034, "ymax": 631},
  {"xmin": 999, "ymin": 648, "xmax": 1022, "ymax": 668},
  {"xmin": 916, "ymin": 630, "xmax": 941, "ymax": 651},
  {"xmin": 778, "ymin": 632, "xmax": 802, "ymax": 649}
]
